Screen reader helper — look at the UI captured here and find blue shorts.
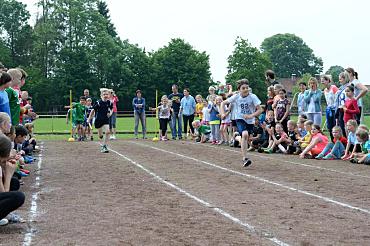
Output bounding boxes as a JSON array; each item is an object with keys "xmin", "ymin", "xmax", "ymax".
[{"xmin": 236, "ymin": 119, "xmax": 254, "ymax": 135}]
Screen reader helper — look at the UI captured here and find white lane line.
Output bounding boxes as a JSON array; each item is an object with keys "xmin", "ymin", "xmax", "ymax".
[
  {"xmin": 131, "ymin": 141, "xmax": 370, "ymax": 216},
  {"xmin": 186, "ymin": 141, "xmax": 370, "ymax": 179},
  {"xmin": 23, "ymin": 144, "xmax": 44, "ymax": 246},
  {"xmin": 108, "ymin": 147, "xmax": 290, "ymax": 246}
]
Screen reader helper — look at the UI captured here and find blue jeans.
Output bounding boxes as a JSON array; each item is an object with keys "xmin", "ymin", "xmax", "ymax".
[
  {"xmin": 319, "ymin": 141, "xmax": 345, "ymax": 159},
  {"xmin": 171, "ymin": 112, "xmax": 182, "ymax": 138},
  {"xmin": 326, "ymin": 108, "xmax": 336, "ymax": 141}
]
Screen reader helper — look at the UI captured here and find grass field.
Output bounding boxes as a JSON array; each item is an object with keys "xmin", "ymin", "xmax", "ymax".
[{"xmin": 32, "ymin": 115, "xmax": 370, "ymax": 141}]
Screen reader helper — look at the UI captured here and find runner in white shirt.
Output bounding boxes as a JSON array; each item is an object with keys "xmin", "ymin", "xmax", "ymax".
[{"xmin": 221, "ymin": 79, "xmax": 262, "ymax": 167}]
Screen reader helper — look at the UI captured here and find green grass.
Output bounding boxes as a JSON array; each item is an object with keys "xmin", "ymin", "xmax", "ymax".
[{"xmin": 32, "ymin": 115, "xmax": 370, "ymax": 141}]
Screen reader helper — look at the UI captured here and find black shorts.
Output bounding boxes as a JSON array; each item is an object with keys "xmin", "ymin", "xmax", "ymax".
[
  {"xmin": 231, "ymin": 120, "xmax": 237, "ymax": 127},
  {"xmin": 95, "ymin": 119, "xmax": 109, "ymax": 129}
]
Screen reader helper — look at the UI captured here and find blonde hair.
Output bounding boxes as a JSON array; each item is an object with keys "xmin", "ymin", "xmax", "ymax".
[
  {"xmin": 304, "ymin": 120, "xmax": 314, "ymax": 126},
  {"xmin": 0, "ymin": 112, "xmax": 10, "ymax": 133},
  {"xmin": 25, "ymin": 123, "xmax": 34, "ymax": 130},
  {"xmin": 7, "ymin": 68, "xmax": 22, "ymax": 87},
  {"xmin": 356, "ymin": 129, "xmax": 369, "ymax": 142},
  {"xmin": 339, "ymin": 72, "xmax": 350, "ymax": 83},
  {"xmin": 332, "ymin": 126, "xmax": 343, "ymax": 137},
  {"xmin": 347, "ymin": 119, "xmax": 358, "ymax": 128},
  {"xmin": 100, "ymin": 88, "xmax": 109, "ymax": 94}
]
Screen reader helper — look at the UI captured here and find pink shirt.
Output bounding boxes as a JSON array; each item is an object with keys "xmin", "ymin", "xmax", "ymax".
[
  {"xmin": 111, "ymin": 96, "xmax": 119, "ymax": 112},
  {"xmin": 311, "ymin": 133, "xmax": 329, "ymax": 152}
]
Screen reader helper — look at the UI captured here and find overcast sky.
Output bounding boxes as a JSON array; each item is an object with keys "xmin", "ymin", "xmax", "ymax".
[{"xmin": 21, "ymin": 0, "xmax": 370, "ymax": 84}]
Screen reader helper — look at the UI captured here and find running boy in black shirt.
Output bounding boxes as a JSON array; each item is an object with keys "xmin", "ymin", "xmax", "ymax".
[{"xmin": 88, "ymin": 88, "xmax": 113, "ymax": 153}]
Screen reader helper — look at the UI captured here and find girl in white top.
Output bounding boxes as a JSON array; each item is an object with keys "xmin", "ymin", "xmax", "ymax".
[
  {"xmin": 150, "ymin": 95, "xmax": 171, "ymax": 141},
  {"xmin": 321, "ymin": 75, "xmax": 338, "ymax": 141}
]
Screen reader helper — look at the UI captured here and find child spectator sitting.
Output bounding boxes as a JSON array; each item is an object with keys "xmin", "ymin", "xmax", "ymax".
[
  {"xmin": 264, "ymin": 123, "xmax": 289, "ymax": 154},
  {"xmin": 250, "ymin": 119, "xmax": 269, "ymax": 152},
  {"xmin": 297, "ymin": 118, "xmax": 307, "ymax": 139},
  {"xmin": 192, "ymin": 120, "xmax": 211, "ymax": 143},
  {"xmin": 349, "ymin": 129, "xmax": 370, "ymax": 164},
  {"xmin": 24, "ymin": 123, "xmax": 38, "ymax": 153},
  {"xmin": 286, "ymin": 120, "xmax": 300, "ymax": 154},
  {"xmin": 316, "ymin": 126, "xmax": 347, "ymax": 160},
  {"xmin": 298, "ymin": 120, "xmax": 313, "ymax": 150},
  {"xmin": 342, "ymin": 119, "xmax": 360, "ymax": 160},
  {"xmin": 299, "ymin": 125, "xmax": 328, "ymax": 159},
  {"xmin": 247, "ymin": 117, "xmax": 263, "ymax": 151}
]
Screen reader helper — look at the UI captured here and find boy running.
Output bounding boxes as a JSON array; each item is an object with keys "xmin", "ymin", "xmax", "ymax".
[
  {"xmin": 221, "ymin": 79, "xmax": 262, "ymax": 167},
  {"xmin": 88, "ymin": 89, "xmax": 113, "ymax": 153}
]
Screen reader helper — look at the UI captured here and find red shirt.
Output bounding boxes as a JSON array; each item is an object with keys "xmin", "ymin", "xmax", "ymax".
[
  {"xmin": 344, "ymin": 98, "xmax": 360, "ymax": 124},
  {"xmin": 111, "ymin": 96, "xmax": 119, "ymax": 113},
  {"xmin": 334, "ymin": 136, "xmax": 347, "ymax": 146}
]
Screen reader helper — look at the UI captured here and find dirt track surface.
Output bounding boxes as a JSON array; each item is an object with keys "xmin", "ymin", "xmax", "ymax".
[{"xmin": 1, "ymin": 139, "xmax": 370, "ymax": 245}]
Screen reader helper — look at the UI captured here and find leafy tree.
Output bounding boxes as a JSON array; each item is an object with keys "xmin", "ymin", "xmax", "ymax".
[
  {"xmin": 0, "ymin": 0, "xmax": 32, "ymax": 67},
  {"xmin": 97, "ymin": 1, "xmax": 117, "ymax": 37},
  {"xmin": 150, "ymin": 38, "xmax": 211, "ymax": 101},
  {"xmin": 261, "ymin": 33, "xmax": 323, "ymax": 78},
  {"xmin": 226, "ymin": 37, "xmax": 272, "ymax": 101},
  {"xmin": 325, "ymin": 65, "xmax": 344, "ymax": 85}
]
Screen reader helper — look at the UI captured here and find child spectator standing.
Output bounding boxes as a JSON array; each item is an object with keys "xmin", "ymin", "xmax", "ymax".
[
  {"xmin": 195, "ymin": 95, "xmax": 204, "ymax": 121},
  {"xmin": 220, "ymin": 99, "xmax": 231, "ymax": 145},
  {"xmin": 274, "ymin": 89, "xmax": 290, "ymax": 133},
  {"xmin": 150, "ymin": 95, "xmax": 171, "ymax": 141},
  {"xmin": 109, "ymin": 90, "xmax": 119, "ymax": 140},
  {"xmin": 84, "ymin": 98, "xmax": 94, "ymax": 141},
  {"xmin": 88, "ymin": 89, "xmax": 113, "ymax": 153},
  {"xmin": 0, "ymin": 72, "xmax": 12, "ymax": 118},
  {"xmin": 208, "ymin": 96, "xmax": 221, "ymax": 144},
  {"xmin": 342, "ymin": 85, "xmax": 360, "ymax": 125},
  {"xmin": 66, "ymin": 96, "xmax": 86, "ymax": 141},
  {"xmin": 297, "ymin": 82, "xmax": 307, "ymax": 116},
  {"xmin": 5, "ymin": 69, "xmax": 22, "ymax": 125}
]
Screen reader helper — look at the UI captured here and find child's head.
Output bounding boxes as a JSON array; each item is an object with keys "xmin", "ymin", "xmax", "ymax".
[
  {"xmin": 79, "ymin": 96, "xmax": 86, "ymax": 105},
  {"xmin": 25, "ymin": 123, "xmax": 34, "ymax": 133},
  {"xmin": 332, "ymin": 126, "xmax": 343, "ymax": 139},
  {"xmin": 215, "ymin": 96, "xmax": 223, "ymax": 105},
  {"xmin": 7, "ymin": 68, "xmax": 22, "ymax": 87},
  {"xmin": 298, "ymin": 114, "xmax": 308, "ymax": 122},
  {"xmin": 5, "ymin": 125, "xmax": 16, "ymax": 142},
  {"xmin": 266, "ymin": 110, "xmax": 274, "ymax": 120},
  {"xmin": 0, "ymin": 72, "xmax": 12, "ymax": 89},
  {"xmin": 236, "ymin": 79, "xmax": 250, "ymax": 96},
  {"xmin": 275, "ymin": 123, "xmax": 284, "ymax": 133},
  {"xmin": 304, "ymin": 120, "xmax": 313, "ymax": 131},
  {"xmin": 208, "ymin": 86, "xmax": 216, "ymax": 95},
  {"xmin": 100, "ymin": 88, "xmax": 110, "ymax": 101},
  {"xmin": 356, "ymin": 129, "xmax": 369, "ymax": 143},
  {"xmin": 202, "ymin": 99, "xmax": 207, "ymax": 106},
  {"xmin": 287, "ymin": 120, "xmax": 297, "ymax": 131},
  {"xmin": 254, "ymin": 117, "xmax": 260, "ymax": 126},
  {"xmin": 339, "ymin": 72, "xmax": 350, "ymax": 85},
  {"xmin": 0, "ymin": 133, "xmax": 12, "ymax": 162},
  {"xmin": 183, "ymin": 88, "xmax": 190, "ymax": 96},
  {"xmin": 321, "ymin": 75, "xmax": 331, "ymax": 86},
  {"xmin": 299, "ymin": 82, "xmax": 307, "ymax": 92},
  {"xmin": 346, "ymin": 119, "xmax": 358, "ymax": 132},
  {"xmin": 161, "ymin": 95, "xmax": 168, "ymax": 104},
  {"xmin": 273, "ymin": 84, "xmax": 284, "ymax": 95},
  {"xmin": 297, "ymin": 118, "xmax": 307, "ymax": 129},
  {"xmin": 192, "ymin": 120, "xmax": 201, "ymax": 129},
  {"xmin": 14, "ymin": 125, "xmax": 28, "ymax": 144},
  {"xmin": 311, "ymin": 124, "xmax": 322, "ymax": 135},
  {"xmin": 136, "ymin": 89, "xmax": 142, "ymax": 97},
  {"xmin": 267, "ymin": 86, "xmax": 275, "ymax": 98},
  {"xmin": 86, "ymin": 97, "xmax": 92, "ymax": 106},
  {"xmin": 344, "ymin": 85, "xmax": 355, "ymax": 98},
  {"xmin": 278, "ymin": 89, "xmax": 286, "ymax": 99},
  {"xmin": 18, "ymin": 68, "xmax": 27, "ymax": 87},
  {"xmin": 195, "ymin": 94, "xmax": 203, "ymax": 103},
  {"xmin": 358, "ymin": 124, "xmax": 369, "ymax": 132},
  {"xmin": 0, "ymin": 112, "xmax": 11, "ymax": 134},
  {"xmin": 21, "ymin": 91, "xmax": 29, "ymax": 100}
]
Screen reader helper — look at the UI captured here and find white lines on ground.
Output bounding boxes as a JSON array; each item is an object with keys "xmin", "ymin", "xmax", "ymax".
[
  {"xmin": 187, "ymin": 142, "xmax": 370, "ymax": 179},
  {"xmin": 23, "ymin": 144, "xmax": 44, "ymax": 246},
  {"xmin": 108, "ymin": 147, "xmax": 290, "ymax": 246},
  {"xmin": 131, "ymin": 141, "xmax": 370, "ymax": 216}
]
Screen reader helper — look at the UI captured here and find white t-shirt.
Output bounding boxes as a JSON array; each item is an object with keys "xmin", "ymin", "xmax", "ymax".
[
  {"xmin": 202, "ymin": 106, "xmax": 210, "ymax": 122},
  {"xmin": 351, "ymin": 79, "xmax": 363, "ymax": 107},
  {"xmin": 324, "ymin": 85, "xmax": 338, "ymax": 109},
  {"xmin": 226, "ymin": 93, "xmax": 261, "ymax": 124}
]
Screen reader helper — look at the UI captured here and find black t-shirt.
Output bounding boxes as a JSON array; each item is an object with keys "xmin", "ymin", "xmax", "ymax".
[
  {"xmin": 168, "ymin": 93, "xmax": 184, "ymax": 113},
  {"xmin": 252, "ymin": 125, "xmax": 263, "ymax": 137},
  {"xmin": 93, "ymin": 99, "xmax": 113, "ymax": 124},
  {"xmin": 288, "ymin": 130, "xmax": 298, "ymax": 142}
]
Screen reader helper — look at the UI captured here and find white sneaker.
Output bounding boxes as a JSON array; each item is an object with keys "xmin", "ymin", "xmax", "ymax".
[
  {"xmin": 109, "ymin": 135, "xmax": 116, "ymax": 140},
  {"xmin": 0, "ymin": 218, "xmax": 9, "ymax": 226}
]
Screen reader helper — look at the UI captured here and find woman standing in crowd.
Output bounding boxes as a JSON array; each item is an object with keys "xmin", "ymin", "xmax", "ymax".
[
  {"xmin": 132, "ymin": 90, "xmax": 146, "ymax": 139},
  {"xmin": 304, "ymin": 77, "xmax": 322, "ymax": 126},
  {"xmin": 345, "ymin": 67, "xmax": 368, "ymax": 124},
  {"xmin": 321, "ymin": 75, "xmax": 338, "ymax": 141},
  {"xmin": 335, "ymin": 72, "xmax": 350, "ymax": 137}
]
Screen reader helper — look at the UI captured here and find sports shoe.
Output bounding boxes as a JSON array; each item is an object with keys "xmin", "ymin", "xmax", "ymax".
[
  {"xmin": 315, "ymin": 153, "xmax": 325, "ymax": 159},
  {"xmin": 243, "ymin": 158, "xmax": 252, "ymax": 167},
  {"xmin": 322, "ymin": 153, "xmax": 335, "ymax": 160},
  {"xmin": 90, "ymin": 136, "xmax": 94, "ymax": 141},
  {"xmin": 229, "ymin": 140, "xmax": 234, "ymax": 147},
  {"xmin": 109, "ymin": 136, "xmax": 114, "ymax": 140},
  {"xmin": 264, "ymin": 148, "xmax": 273, "ymax": 154},
  {"xmin": 0, "ymin": 219, "xmax": 9, "ymax": 226},
  {"xmin": 102, "ymin": 145, "xmax": 109, "ymax": 153},
  {"xmin": 247, "ymin": 146, "xmax": 255, "ymax": 151},
  {"xmin": 6, "ymin": 213, "xmax": 25, "ymax": 223}
]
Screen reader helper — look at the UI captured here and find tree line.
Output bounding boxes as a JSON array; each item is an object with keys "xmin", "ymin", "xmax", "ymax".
[{"xmin": 0, "ymin": 0, "xmax": 326, "ymax": 112}]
